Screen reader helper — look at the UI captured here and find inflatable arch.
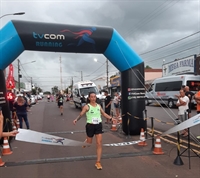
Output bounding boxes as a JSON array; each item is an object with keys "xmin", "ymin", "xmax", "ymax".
[{"xmin": 0, "ymin": 20, "xmax": 145, "ymax": 135}]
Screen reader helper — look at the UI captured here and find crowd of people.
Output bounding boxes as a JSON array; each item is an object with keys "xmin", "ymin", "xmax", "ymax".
[{"xmin": 176, "ymin": 85, "xmax": 200, "ymax": 137}]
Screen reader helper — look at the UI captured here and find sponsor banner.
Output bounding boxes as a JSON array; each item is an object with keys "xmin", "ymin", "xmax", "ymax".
[
  {"xmin": 0, "ymin": 91, "xmax": 6, "ymax": 106},
  {"xmin": 127, "ymin": 87, "xmax": 145, "ymax": 100},
  {"xmin": 16, "ymin": 129, "xmax": 86, "ymax": 146},
  {"xmin": 12, "ymin": 20, "xmax": 113, "ymax": 54},
  {"xmin": 162, "ymin": 55, "xmax": 195, "ymax": 77},
  {"xmin": 162, "ymin": 114, "xmax": 200, "ymax": 135}
]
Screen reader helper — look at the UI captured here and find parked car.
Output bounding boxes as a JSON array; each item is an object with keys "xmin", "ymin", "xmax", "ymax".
[
  {"xmin": 37, "ymin": 95, "xmax": 42, "ymax": 100},
  {"xmin": 30, "ymin": 95, "xmax": 36, "ymax": 105},
  {"xmin": 145, "ymin": 74, "xmax": 199, "ymax": 108}
]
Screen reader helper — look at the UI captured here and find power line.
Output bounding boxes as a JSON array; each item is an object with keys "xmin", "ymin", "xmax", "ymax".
[
  {"xmin": 143, "ymin": 37, "xmax": 200, "ymax": 62},
  {"xmin": 145, "ymin": 44, "xmax": 200, "ymax": 64},
  {"xmin": 140, "ymin": 30, "xmax": 200, "ymax": 56},
  {"xmin": 85, "ymin": 61, "xmax": 106, "ymax": 77},
  {"xmin": 124, "ymin": 0, "xmax": 179, "ymax": 38}
]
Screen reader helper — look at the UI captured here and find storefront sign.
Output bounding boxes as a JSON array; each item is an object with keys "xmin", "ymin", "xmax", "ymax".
[{"xmin": 162, "ymin": 55, "xmax": 195, "ymax": 77}]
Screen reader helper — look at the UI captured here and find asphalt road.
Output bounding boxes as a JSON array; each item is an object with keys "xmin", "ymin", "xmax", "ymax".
[
  {"xmin": 108, "ymin": 101, "xmax": 200, "ymax": 139},
  {"xmin": 1, "ymin": 99, "xmax": 200, "ymax": 178},
  {"xmin": 145, "ymin": 104, "xmax": 200, "ymax": 137}
]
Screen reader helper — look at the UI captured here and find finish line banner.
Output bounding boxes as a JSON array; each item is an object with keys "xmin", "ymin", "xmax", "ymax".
[
  {"xmin": 16, "ymin": 129, "xmax": 86, "ymax": 146},
  {"xmin": 103, "ymin": 140, "xmax": 142, "ymax": 147},
  {"xmin": 162, "ymin": 114, "xmax": 200, "ymax": 135}
]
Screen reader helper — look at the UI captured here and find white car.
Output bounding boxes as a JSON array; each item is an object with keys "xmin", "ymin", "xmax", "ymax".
[
  {"xmin": 30, "ymin": 95, "xmax": 36, "ymax": 105},
  {"xmin": 37, "ymin": 95, "xmax": 42, "ymax": 100}
]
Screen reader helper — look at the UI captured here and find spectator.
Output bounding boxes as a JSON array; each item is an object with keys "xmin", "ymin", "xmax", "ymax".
[
  {"xmin": 104, "ymin": 91, "xmax": 112, "ymax": 123},
  {"xmin": 194, "ymin": 85, "xmax": 200, "ymax": 114},
  {"xmin": 184, "ymin": 86, "xmax": 194, "ymax": 118},
  {"xmin": 80, "ymin": 94, "xmax": 86, "ymax": 109},
  {"xmin": 13, "ymin": 96, "xmax": 30, "ymax": 129},
  {"xmin": 0, "ymin": 109, "xmax": 18, "ymax": 138},
  {"xmin": 0, "ymin": 109, "xmax": 18, "ymax": 166},
  {"xmin": 113, "ymin": 92, "xmax": 121, "ymax": 118},
  {"xmin": 176, "ymin": 89, "xmax": 189, "ymax": 137}
]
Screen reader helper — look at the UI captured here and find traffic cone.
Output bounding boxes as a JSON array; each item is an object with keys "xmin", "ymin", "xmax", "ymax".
[
  {"xmin": 110, "ymin": 119, "xmax": 117, "ymax": 131},
  {"xmin": 12, "ymin": 124, "xmax": 17, "ymax": 133},
  {"xmin": 118, "ymin": 117, "xmax": 122, "ymax": 124},
  {"xmin": 2, "ymin": 137, "xmax": 13, "ymax": 155},
  {"xmin": 153, "ymin": 136, "xmax": 164, "ymax": 155},
  {"xmin": 16, "ymin": 119, "xmax": 20, "ymax": 129},
  {"xmin": 138, "ymin": 128, "xmax": 147, "ymax": 146},
  {"xmin": 0, "ymin": 156, "xmax": 5, "ymax": 167}
]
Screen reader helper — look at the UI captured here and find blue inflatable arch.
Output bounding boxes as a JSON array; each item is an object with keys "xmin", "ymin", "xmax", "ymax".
[{"xmin": 0, "ymin": 20, "xmax": 145, "ymax": 135}]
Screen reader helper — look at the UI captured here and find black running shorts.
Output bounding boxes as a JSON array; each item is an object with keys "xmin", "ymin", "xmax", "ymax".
[
  {"xmin": 58, "ymin": 102, "xmax": 63, "ymax": 107},
  {"xmin": 86, "ymin": 123, "xmax": 103, "ymax": 138}
]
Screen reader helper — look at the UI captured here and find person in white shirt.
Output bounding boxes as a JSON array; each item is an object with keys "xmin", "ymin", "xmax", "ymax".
[
  {"xmin": 176, "ymin": 89, "xmax": 189, "ymax": 136},
  {"xmin": 113, "ymin": 92, "xmax": 121, "ymax": 118}
]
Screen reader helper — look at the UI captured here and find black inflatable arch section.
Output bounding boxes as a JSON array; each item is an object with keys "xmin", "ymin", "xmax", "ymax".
[{"xmin": 0, "ymin": 20, "xmax": 145, "ymax": 135}]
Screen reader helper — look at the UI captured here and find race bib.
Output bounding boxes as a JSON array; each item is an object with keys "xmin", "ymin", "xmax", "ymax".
[{"xmin": 92, "ymin": 118, "xmax": 100, "ymax": 124}]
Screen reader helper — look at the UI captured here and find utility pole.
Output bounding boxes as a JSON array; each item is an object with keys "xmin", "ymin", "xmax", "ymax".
[
  {"xmin": 71, "ymin": 76, "xmax": 74, "ymax": 93},
  {"xmin": 106, "ymin": 59, "xmax": 109, "ymax": 91},
  {"xmin": 17, "ymin": 59, "xmax": 21, "ymax": 92},
  {"xmin": 59, "ymin": 56, "xmax": 63, "ymax": 91},
  {"xmin": 81, "ymin": 71, "xmax": 83, "ymax": 81},
  {"xmin": 30, "ymin": 77, "xmax": 33, "ymax": 90}
]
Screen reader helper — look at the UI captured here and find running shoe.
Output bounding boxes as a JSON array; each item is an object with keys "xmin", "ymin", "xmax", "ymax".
[
  {"xmin": 61, "ymin": 113, "xmax": 63, "ymax": 116},
  {"xmin": 95, "ymin": 162, "xmax": 102, "ymax": 170}
]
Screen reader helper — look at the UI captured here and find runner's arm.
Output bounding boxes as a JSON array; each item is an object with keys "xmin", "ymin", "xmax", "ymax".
[{"xmin": 73, "ymin": 105, "xmax": 89, "ymax": 124}]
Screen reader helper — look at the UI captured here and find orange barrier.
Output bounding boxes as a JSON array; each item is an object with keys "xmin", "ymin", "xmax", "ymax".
[
  {"xmin": 153, "ymin": 136, "xmax": 164, "ymax": 155},
  {"xmin": 138, "ymin": 128, "xmax": 147, "ymax": 146},
  {"xmin": 110, "ymin": 119, "xmax": 117, "ymax": 131},
  {"xmin": 0, "ymin": 156, "xmax": 5, "ymax": 167},
  {"xmin": 2, "ymin": 137, "xmax": 13, "ymax": 156}
]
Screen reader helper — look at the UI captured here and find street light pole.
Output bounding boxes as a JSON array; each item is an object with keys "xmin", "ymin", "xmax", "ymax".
[
  {"xmin": 30, "ymin": 77, "xmax": 33, "ymax": 89},
  {"xmin": 59, "ymin": 56, "xmax": 63, "ymax": 91},
  {"xmin": 17, "ymin": 60, "xmax": 36, "ymax": 92},
  {"xmin": 94, "ymin": 58, "xmax": 109, "ymax": 91},
  {"xmin": 106, "ymin": 59, "xmax": 109, "ymax": 91},
  {"xmin": 17, "ymin": 59, "xmax": 21, "ymax": 92},
  {"xmin": 0, "ymin": 12, "xmax": 25, "ymax": 19},
  {"xmin": 81, "ymin": 71, "xmax": 83, "ymax": 81}
]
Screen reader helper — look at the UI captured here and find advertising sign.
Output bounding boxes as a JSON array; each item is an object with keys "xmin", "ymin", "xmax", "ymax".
[{"xmin": 162, "ymin": 55, "xmax": 195, "ymax": 77}]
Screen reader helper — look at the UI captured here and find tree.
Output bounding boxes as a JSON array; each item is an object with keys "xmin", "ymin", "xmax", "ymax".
[
  {"xmin": 37, "ymin": 87, "xmax": 43, "ymax": 93},
  {"xmin": 32, "ymin": 88, "xmax": 36, "ymax": 95},
  {"xmin": 51, "ymin": 86, "xmax": 58, "ymax": 95},
  {"xmin": 44, "ymin": 91, "xmax": 51, "ymax": 95},
  {"xmin": 145, "ymin": 65, "xmax": 152, "ymax": 69}
]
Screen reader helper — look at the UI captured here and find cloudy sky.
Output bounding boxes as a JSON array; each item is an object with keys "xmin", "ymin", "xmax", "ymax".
[{"xmin": 1, "ymin": 0, "xmax": 200, "ymax": 91}]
